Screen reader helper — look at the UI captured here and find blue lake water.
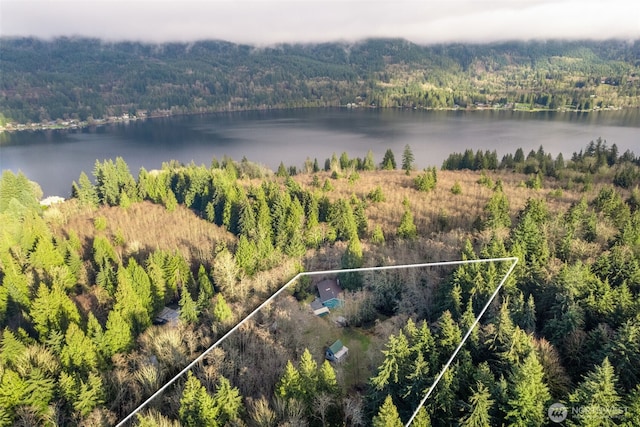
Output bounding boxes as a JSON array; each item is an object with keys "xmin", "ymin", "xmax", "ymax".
[{"xmin": 1, "ymin": 108, "xmax": 638, "ymax": 196}]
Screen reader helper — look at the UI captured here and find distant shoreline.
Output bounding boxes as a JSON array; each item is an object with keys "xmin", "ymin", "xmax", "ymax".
[{"xmin": 0, "ymin": 104, "xmax": 628, "ymax": 134}]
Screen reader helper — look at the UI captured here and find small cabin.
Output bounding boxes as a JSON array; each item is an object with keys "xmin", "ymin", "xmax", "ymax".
[
  {"xmin": 317, "ymin": 279, "xmax": 344, "ymax": 309},
  {"xmin": 153, "ymin": 306, "xmax": 180, "ymax": 325},
  {"xmin": 310, "ymin": 298, "xmax": 330, "ymax": 316},
  {"xmin": 325, "ymin": 339, "xmax": 349, "ymax": 363}
]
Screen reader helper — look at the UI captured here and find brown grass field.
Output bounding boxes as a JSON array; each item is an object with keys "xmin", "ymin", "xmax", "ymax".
[
  {"xmin": 51, "ymin": 199, "xmax": 234, "ymax": 268},
  {"xmin": 47, "ymin": 168, "xmax": 602, "ymax": 277}
]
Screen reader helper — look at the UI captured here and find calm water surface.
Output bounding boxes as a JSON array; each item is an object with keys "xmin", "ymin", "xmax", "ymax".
[{"xmin": 1, "ymin": 108, "xmax": 639, "ymax": 196}]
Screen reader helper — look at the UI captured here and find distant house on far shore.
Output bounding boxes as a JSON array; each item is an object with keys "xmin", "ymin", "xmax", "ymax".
[
  {"xmin": 325, "ymin": 339, "xmax": 349, "ymax": 362},
  {"xmin": 40, "ymin": 196, "xmax": 65, "ymax": 207}
]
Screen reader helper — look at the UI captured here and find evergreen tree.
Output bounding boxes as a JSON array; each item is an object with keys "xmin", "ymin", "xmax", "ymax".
[
  {"xmin": 435, "ymin": 310, "xmax": 462, "ymax": 363},
  {"xmin": 488, "ymin": 298, "xmax": 515, "ymax": 355},
  {"xmin": 74, "ymin": 373, "xmax": 105, "ymax": 417},
  {"xmin": 103, "ymin": 309, "xmax": 133, "ymax": 356},
  {"xmin": 30, "ymin": 282, "xmax": 81, "ymax": 340},
  {"xmin": 411, "ymin": 407, "xmax": 431, "ymax": 427},
  {"xmin": 414, "ymin": 168, "xmax": 437, "ymax": 192},
  {"xmin": 569, "ymin": 357, "xmax": 621, "ymax": 427},
  {"xmin": 397, "ymin": 202, "xmax": 418, "ymax": 240},
  {"xmin": 328, "ymin": 198, "xmax": 358, "ymax": 241},
  {"xmin": 284, "ymin": 197, "xmax": 307, "ymax": 257},
  {"xmin": 521, "ymin": 294, "xmax": 536, "ymax": 333},
  {"xmin": 146, "ymin": 250, "xmax": 168, "ymax": 310},
  {"xmin": 505, "ymin": 352, "xmax": 551, "ymax": 427},
  {"xmin": 451, "ymin": 180, "xmax": 462, "ymax": 195},
  {"xmin": 235, "ymin": 234, "xmax": 258, "ymax": 275},
  {"xmin": 330, "ymin": 152, "xmax": 341, "ymax": 173},
  {"xmin": 0, "ymin": 170, "xmax": 42, "ymax": 215},
  {"xmin": 318, "ymin": 360, "xmax": 339, "ymax": 396},
  {"xmin": 212, "ymin": 294, "xmax": 233, "ymax": 324},
  {"xmin": 381, "ymin": 149, "xmax": 397, "ymax": 170},
  {"xmin": 609, "ymin": 320, "xmax": 640, "ymax": 392},
  {"xmin": 371, "ymin": 331, "xmax": 411, "ymax": 395},
  {"xmin": 368, "ymin": 185, "xmax": 386, "ymax": 202},
  {"xmin": 371, "ymin": 224, "xmax": 385, "ymax": 244},
  {"xmin": 403, "ymin": 351, "xmax": 430, "ymax": 404},
  {"xmin": 276, "ymin": 360, "xmax": 302, "ymax": 401},
  {"xmin": 299, "ymin": 348, "xmax": 319, "ymax": 402},
  {"xmin": 197, "ymin": 264, "xmax": 215, "ymax": 305},
  {"xmin": 339, "ymin": 236, "xmax": 364, "ymax": 290},
  {"xmin": 351, "ymin": 195, "xmax": 368, "ymax": 237},
  {"xmin": 372, "ymin": 395, "xmax": 403, "ymax": 427},
  {"xmin": 0, "ymin": 343, "xmax": 59, "ymax": 418},
  {"xmin": 483, "ymin": 189, "xmax": 511, "ymax": 229},
  {"xmin": 127, "ymin": 258, "xmax": 155, "ymax": 318},
  {"xmin": 363, "ymin": 150, "xmax": 376, "ymax": 171},
  {"xmin": 340, "ymin": 152, "xmax": 351, "ymax": 170},
  {"xmin": 238, "ymin": 197, "xmax": 258, "ymax": 239},
  {"xmin": 622, "ymin": 385, "xmax": 640, "ymax": 426},
  {"xmin": 60, "ymin": 322, "xmax": 98, "ymax": 374},
  {"xmin": 71, "ymin": 171, "xmax": 98, "ymax": 207},
  {"xmin": 402, "ymin": 144, "xmax": 415, "ymax": 175},
  {"xmin": 179, "ymin": 288, "xmax": 199, "ymax": 324},
  {"xmin": 212, "ymin": 376, "xmax": 243, "ymax": 424},
  {"xmin": 460, "ymin": 381, "xmax": 494, "ymax": 427},
  {"xmin": 163, "ymin": 188, "xmax": 178, "ymax": 211},
  {"xmin": 179, "ymin": 371, "xmax": 220, "ymax": 427},
  {"xmin": 0, "ymin": 330, "xmax": 26, "ymax": 367},
  {"xmin": 113, "ymin": 263, "xmax": 151, "ymax": 335},
  {"xmin": 276, "ymin": 161, "xmax": 289, "ymax": 177}
]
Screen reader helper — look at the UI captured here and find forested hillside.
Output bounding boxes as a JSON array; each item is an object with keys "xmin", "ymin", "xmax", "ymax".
[
  {"xmin": 1, "ymin": 38, "xmax": 639, "ymax": 127},
  {"xmin": 0, "ymin": 141, "xmax": 639, "ymax": 425}
]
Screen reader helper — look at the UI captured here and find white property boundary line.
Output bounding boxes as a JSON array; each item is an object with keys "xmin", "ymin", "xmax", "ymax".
[
  {"xmin": 404, "ymin": 256, "xmax": 518, "ymax": 426},
  {"xmin": 115, "ymin": 256, "xmax": 518, "ymax": 427}
]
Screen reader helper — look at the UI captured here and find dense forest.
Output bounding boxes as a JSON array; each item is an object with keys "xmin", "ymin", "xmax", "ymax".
[
  {"xmin": 1, "ymin": 140, "xmax": 639, "ymax": 425},
  {"xmin": 1, "ymin": 38, "xmax": 640, "ymax": 127}
]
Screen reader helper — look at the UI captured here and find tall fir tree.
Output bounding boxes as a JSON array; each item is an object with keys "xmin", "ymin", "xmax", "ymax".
[
  {"xmin": 339, "ymin": 236, "xmax": 364, "ymax": 290},
  {"xmin": 276, "ymin": 360, "xmax": 302, "ymax": 401},
  {"xmin": 373, "ymin": 395, "xmax": 403, "ymax": 427},
  {"xmin": 179, "ymin": 372, "xmax": 220, "ymax": 427},
  {"xmin": 460, "ymin": 382, "xmax": 494, "ymax": 427},
  {"xmin": 569, "ymin": 357, "xmax": 621, "ymax": 427},
  {"xmin": 299, "ymin": 348, "xmax": 319, "ymax": 402},
  {"xmin": 402, "ymin": 144, "xmax": 415, "ymax": 175},
  {"xmin": 212, "ymin": 376, "xmax": 243, "ymax": 424},
  {"xmin": 397, "ymin": 204, "xmax": 418, "ymax": 240},
  {"xmin": 505, "ymin": 352, "xmax": 551, "ymax": 427},
  {"xmin": 381, "ymin": 149, "xmax": 397, "ymax": 170},
  {"xmin": 212, "ymin": 294, "xmax": 233, "ymax": 325}
]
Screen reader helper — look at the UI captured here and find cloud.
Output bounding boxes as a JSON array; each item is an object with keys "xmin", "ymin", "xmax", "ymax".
[{"xmin": 1, "ymin": 0, "xmax": 638, "ymax": 45}]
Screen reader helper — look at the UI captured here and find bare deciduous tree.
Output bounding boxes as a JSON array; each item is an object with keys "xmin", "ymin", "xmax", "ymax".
[{"xmin": 343, "ymin": 396, "xmax": 365, "ymax": 426}]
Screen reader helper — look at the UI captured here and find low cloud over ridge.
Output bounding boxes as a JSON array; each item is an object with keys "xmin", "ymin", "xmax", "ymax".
[{"xmin": 2, "ymin": 0, "xmax": 639, "ymax": 45}]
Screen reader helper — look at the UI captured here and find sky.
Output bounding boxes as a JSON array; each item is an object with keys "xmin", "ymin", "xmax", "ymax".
[{"xmin": 1, "ymin": 0, "xmax": 639, "ymax": 45}]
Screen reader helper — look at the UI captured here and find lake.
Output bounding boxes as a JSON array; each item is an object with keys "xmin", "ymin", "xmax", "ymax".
[{"xmin": 1, "ymin": 108, "xmax": 639, "ymax": 197}]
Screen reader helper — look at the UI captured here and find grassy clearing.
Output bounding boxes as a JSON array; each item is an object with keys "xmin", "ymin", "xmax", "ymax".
[{"xmin": 51, "ymin": 199, "xmax": 234, "ymax": 267}]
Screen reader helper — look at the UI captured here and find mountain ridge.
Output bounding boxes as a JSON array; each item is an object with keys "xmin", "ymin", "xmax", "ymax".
[{"xmin": 1, "ymin": 37, "xmax": 639, "ymax": 127}]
